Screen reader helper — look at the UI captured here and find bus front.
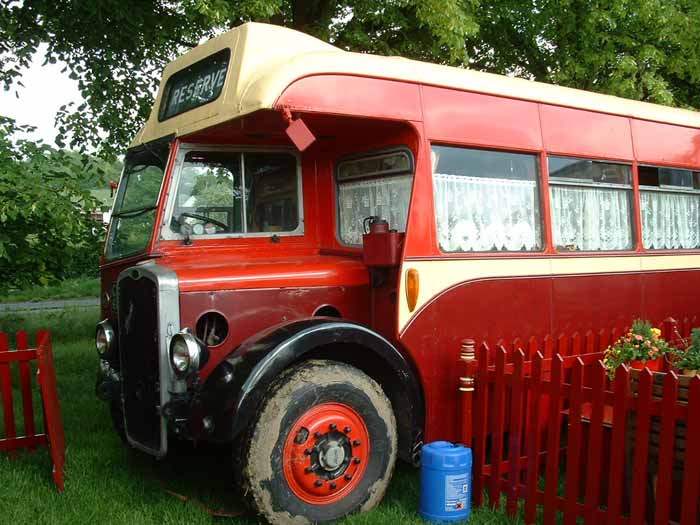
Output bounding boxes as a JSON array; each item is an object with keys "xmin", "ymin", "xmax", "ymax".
[{"xmin": 95, "ymin": 22, "xmax": 424, "ymax": 525}]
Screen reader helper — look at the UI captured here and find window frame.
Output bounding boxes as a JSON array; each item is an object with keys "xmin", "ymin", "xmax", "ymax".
[
  {"xmin": 160, "ymin": 143, "xmax": 304, "ymax": 241},
  {"xmin": 431, "ymin": 143, "xmax": 546, "ymax": 254},
  {"xmin": 547, "ymin": 154, "xmax": 636, "ymax": 253},
  {"xmin": 638, "ymin": 164, "xmax": 700, "ymax": 251},
  {"xmin": 334, "ymin": 146, "xmax": 415, "ymax": 248}
]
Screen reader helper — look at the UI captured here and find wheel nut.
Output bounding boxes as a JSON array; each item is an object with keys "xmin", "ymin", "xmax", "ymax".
[
  {"xmin": 314, "ymin": 480, "xmax": 323, "ymax": 487},
  {"xmin": 330, "ymin": 482, "xmax": 337, "ymax": 489},
  {"xmin": 344, "ymin": 474, "xmax": 352, "ymax": 481},
  {"xmin": 353, "ymin": 439, "xmax": 361, "ymax": 446},
  {"xmin": 353, "ymin": 457, "xmax": 361, "ymax": 464},
  {"xmin": 344, "ymin": 426, "xmax": 351, "ymax": 433},
  {"xmin": 329, "ymin": 423, "xmax": 337, "ymax": 431}
]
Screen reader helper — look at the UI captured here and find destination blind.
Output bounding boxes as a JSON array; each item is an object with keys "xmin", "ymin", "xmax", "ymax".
[{"xmin": 159, "ymin": 48, "xmax": 231, "ymax": 121}]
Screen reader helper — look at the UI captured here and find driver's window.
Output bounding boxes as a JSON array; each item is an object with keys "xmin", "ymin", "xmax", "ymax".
[{"xmin": 171, "ymin": 151, "xmax": 243, "ymax": 235}]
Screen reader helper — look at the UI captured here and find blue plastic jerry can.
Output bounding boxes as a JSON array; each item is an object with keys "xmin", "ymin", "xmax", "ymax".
[{"xmin": 419, "ymin": 441, "xmax": 472, "ymax": 523}]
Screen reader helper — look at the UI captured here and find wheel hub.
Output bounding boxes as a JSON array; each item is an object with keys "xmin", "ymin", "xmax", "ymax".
[
  {"xmin": 283, "ymin": 402, "xmax": 370, "ymax": 505},
  {"xmin": 319, "ymin": 440, "xmax": 346, "ymax": 471}
]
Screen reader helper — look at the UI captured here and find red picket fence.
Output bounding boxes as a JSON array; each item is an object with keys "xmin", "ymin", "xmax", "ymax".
[
  {"xmin": 0, "ymin": 330, "xmax": 66, "ymax": 491},
  {"xmin": 459, "ymin": 320, "xmax": 700, "ymax": 524}
]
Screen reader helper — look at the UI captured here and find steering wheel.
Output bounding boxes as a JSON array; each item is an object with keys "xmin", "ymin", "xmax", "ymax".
[{"xmin": 178, "ymin": 212, "xmax": 228, "ymax": 231}]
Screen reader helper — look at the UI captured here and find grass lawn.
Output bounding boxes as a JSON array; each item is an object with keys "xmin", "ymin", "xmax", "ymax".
[
  {"xmin": 0, "ymin": 276, "xmax": 100, "ymax": 304},
  {"xmin": 0, "ymin": 307, "xmax": 521, "ymax": 524}
]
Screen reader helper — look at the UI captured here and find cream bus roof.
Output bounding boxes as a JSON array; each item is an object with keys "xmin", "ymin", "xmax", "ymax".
[{"xmin": 132, "ymin": 22, "xmax": 700, "ymax": 146}]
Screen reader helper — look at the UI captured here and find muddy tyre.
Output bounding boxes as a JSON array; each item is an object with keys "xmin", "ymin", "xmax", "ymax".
[{"xmin": 240, "ymin": 359, "xmax": 397, "ymax": 524}]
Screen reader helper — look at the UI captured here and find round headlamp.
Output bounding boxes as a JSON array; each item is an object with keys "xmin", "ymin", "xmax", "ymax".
[
  {"xmin": 169, "ymin": 331, "xmax": 202, "ymax": 378},
  {"xmin": 95, "ymin": 320, "xmax": 115, "ymax": 357}
]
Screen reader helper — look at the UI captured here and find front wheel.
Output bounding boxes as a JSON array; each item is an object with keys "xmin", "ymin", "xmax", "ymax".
[{"xmin": 240, "ymin": 360, "xmax": 397, "ymax": 524}]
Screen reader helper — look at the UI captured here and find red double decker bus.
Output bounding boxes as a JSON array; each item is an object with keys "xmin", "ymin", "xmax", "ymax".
[{"xmin": 95, "ymin": 22, "xmax": 700, "ymax": 524}]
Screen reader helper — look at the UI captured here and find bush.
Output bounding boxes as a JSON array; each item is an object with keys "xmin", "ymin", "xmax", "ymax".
[{"xmin": 0, "ymin": 118, "xmax": 109, "ymax": 292}]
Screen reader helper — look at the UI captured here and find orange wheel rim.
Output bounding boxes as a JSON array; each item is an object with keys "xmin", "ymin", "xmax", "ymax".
[{"xmin": 282, "ymin": 402, "xmax": 370, "ymax": 505}]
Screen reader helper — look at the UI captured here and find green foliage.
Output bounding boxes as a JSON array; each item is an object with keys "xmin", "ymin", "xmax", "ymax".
[
  {"xmin": 673, "ymin": 327, "xmax": 700, "ymax": 372},
  {"xmin": 0, "ymin": 1, "xmax": 479, "ymax": 158},
  {"xmin": 1, "ymin": 1, "xmax": 699, "ymax": 158},
  {"xmin": 602, "ymin": 319, "xmax": 671, "ymax": 378},
  {"xmin": 0, "ymin": 276, "xmax": 99, "ymax": 304},
  {"xmin": 0, "ymin": 118, "xmax": 108, "ymax": 292}
]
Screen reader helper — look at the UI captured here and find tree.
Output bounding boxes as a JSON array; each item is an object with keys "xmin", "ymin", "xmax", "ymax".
[
  {"xmin": 1, "ymin": 1, "xmax": 699, "ymax": 159},
  {"xmin": 470, "ymin": 0, "xmax": 700, "ymax": 109},
  {"xmin": 0, "ymin": 117, "xmax": 108, "ymax": 290}
]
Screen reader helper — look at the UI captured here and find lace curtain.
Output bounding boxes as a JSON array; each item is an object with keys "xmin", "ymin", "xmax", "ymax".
[
  {"xmin": 338, "ymin": 175, "xmax": 412, "ymax": 245},
  {"xmin": 550, "ymin": 185, "xmax": 632, "ymax": 251},
  {"xmin": 641, "ymin": 191, "xmax": 700, "ymax": 249},
  {"xmin": 433, "ymin": 174, "xmax": 542, "ymax": 252}
]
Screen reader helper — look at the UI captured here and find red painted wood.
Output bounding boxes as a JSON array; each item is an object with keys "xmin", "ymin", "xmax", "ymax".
[
  {"xmin": 36, "ymin": 331, "xmax": 65, "ymax": 492},
  {"xmin": 654, "ymin": 372, "xmax": 679, "ymax": 525},
  {"xmin": 564, "ymin": 357, "xmax": 585, "ymax": 525},
  {"xmin": 0, "ymin": 332, "xmax": 16, "ymax": 441},
  {"xmin": 680, "ymin": 376, "xmax": 700, "ymax": 525},
  {"xmin": 599, "ymin": 328, "xmax": 610, "ymax": 352},
  {"xmin": 525, "ymin": 352, "xmax": 545, "ymax": 524},
  {"xmin": 0, "ymin": 434, "xmax": 48, "ymax": 451},
  {"xmin": 557, "ymin": 333, "xmax": 569, "ymax": 356},
  {"xmin": 422, "ymin": 86, "xmax": 543, "ymax": 151},
  {"xmin": 489, "ymin": 347, "xmax": 507, "ymax": 508},
  {"xmin": 585, "ymin": 330, "xmax": 596, "ymax": 354},
  {"xmin": 543, "ymin": 355, "xmax": 564, "ymax": 525},
  {"xmin": 629, "ymin": 369, "xmax": 653, "ymax": 525},
  {"xmin": 606, "ymin": 365, "xmax": 629, "ymax": 523},
  {"xmin": 472, "ymin": 343, "xmax": 490, "ymax": 506},
  {"xmin": 16, "ymin": 331, "xmax": 35, "ymax": 443},
  {"xmin": 543, "ymin": 335, "xmax": 553, "ymax": 359},
  {"xmin": 584, "ymin": 362, "xmax": 606, "ymax": 524},
  {"xmin": 571, "ymin": 333, "xmax": 581, "ymax": 358},
  {"xmin": 506, "ymin": 349, "xmax": 525, "ymax": 516},
  {"xmin": 540, "ymin": 104, "xmax": 634, "ymax": 161}
]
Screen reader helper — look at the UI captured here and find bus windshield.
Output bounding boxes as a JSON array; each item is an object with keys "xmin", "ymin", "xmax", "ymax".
[{"xmin": 105, "ymin": 142, "xmax": 170, "ymax": 260}]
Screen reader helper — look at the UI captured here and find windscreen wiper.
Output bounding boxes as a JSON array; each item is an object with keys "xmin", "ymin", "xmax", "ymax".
[{"xmin": 112, "ymin": 205, "xmax": 157, "ymax": 218}]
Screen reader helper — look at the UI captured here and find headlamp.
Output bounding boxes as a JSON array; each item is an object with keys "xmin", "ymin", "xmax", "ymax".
[
  {"xmin": 95, "ymin": 320, "xmax": 115, "ymax": 357},
  {"xmin": 169, "ymin": 330, "xmax": 205, "ymax": 378}
]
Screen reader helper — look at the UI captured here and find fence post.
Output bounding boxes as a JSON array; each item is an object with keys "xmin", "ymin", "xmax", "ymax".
[
  {"xmin": 459, "ymin": 338, "xmax": 476, "ymax": 447},
  {"xmin": 662, "ymin": 317, "xmax": 680, "ymax": 346}
]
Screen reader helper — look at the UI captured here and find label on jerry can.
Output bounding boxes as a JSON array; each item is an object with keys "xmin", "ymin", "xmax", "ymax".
[{"xmin": 444, "ymin": 473, "xmax": 469, "ymax": 512}]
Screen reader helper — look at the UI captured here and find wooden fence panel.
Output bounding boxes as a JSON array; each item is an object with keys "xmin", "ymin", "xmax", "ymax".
[
  {"xmin": 524, "ymin": 352, "xmax": 544, "ymax": 524},
  {"xmin": 506, "ymin": 349, "xmax": 525, "ymax": 515},
  {"xmin": 629, "ymin": 369, "xmax": 653, "ymax": 524},
  {"xmin": 16, "ymin": 331, "xmax": 36, "ymax": 444},
  {"xmin": 584, "ymin": 362, "xmax": 606, "ymax": 524},
  {"xmin": 0, "ymin": 331, "xmax": 16, "ymax": 441},
  {"xmin": 563, "ymin": 357, "xmax": 584, "ymax": 525},
  {"xmin": 654, "ymin": 373, "xmax": 678, "ymax": 525},
  {"xmin": 489, "ymin": 348, "xmax": 507, "ymax": 508},
  {"xmin": 680, "ymin": 376, "xmax": 700, "ymax": 525},
  {"xmin": 462, "ymin": 323, "xmax": 700, "ymax": 525},
  {"xmin": 543, "ymin": 355, "xmax": 563, "ymax": 525}
]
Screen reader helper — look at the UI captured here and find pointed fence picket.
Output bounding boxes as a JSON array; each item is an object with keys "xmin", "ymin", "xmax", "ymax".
[
  {"xmin": 459, "ymin": 319, "xmax": 700, "ymax": 524},
  {"xmin": 0, "ymin": 331, "xmax": 65, "ymax": 491}
]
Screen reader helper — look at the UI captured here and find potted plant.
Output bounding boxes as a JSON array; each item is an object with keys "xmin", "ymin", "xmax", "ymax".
[
  {"xmin": 602, "ymin": 319, "xmax": 671, "ymax": 378},
  {"xmin": 670, "ymin": 327, "xmax": 700, "ymax": 376}
]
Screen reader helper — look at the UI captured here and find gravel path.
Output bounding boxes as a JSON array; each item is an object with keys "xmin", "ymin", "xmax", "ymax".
[{"xmin": 0, "ymin": 297, "xmax": 99, "ymax": 312}]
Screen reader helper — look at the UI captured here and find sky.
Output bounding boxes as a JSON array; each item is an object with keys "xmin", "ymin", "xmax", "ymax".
[{"xmin": 0, "ymin": 44, "xmax": 82, "ymax": 146}]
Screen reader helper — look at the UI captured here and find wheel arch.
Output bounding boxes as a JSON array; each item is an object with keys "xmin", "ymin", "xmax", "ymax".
[{"xmin": 228, "ymin": 319, "xmax": 424, "ymax": 464}]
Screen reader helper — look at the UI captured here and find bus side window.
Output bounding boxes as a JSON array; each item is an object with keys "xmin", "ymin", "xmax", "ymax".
[
  {"xmin": 548, "ymin": 156, "xmax": 634, "ymax": 252},
  {"xmin": 431, "ymin": 145, "xmax": 543, "ymax": 253}
]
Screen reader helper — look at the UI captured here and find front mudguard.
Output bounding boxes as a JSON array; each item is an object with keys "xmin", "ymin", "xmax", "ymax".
[{"xmin": 193, "ymin": 318, "xmax": 425, "ymax": 461}]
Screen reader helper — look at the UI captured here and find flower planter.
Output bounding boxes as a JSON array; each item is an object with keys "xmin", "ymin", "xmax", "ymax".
[{"xmin": 628, "ymin": 358, "xmax": 664, "ymax": 372}]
